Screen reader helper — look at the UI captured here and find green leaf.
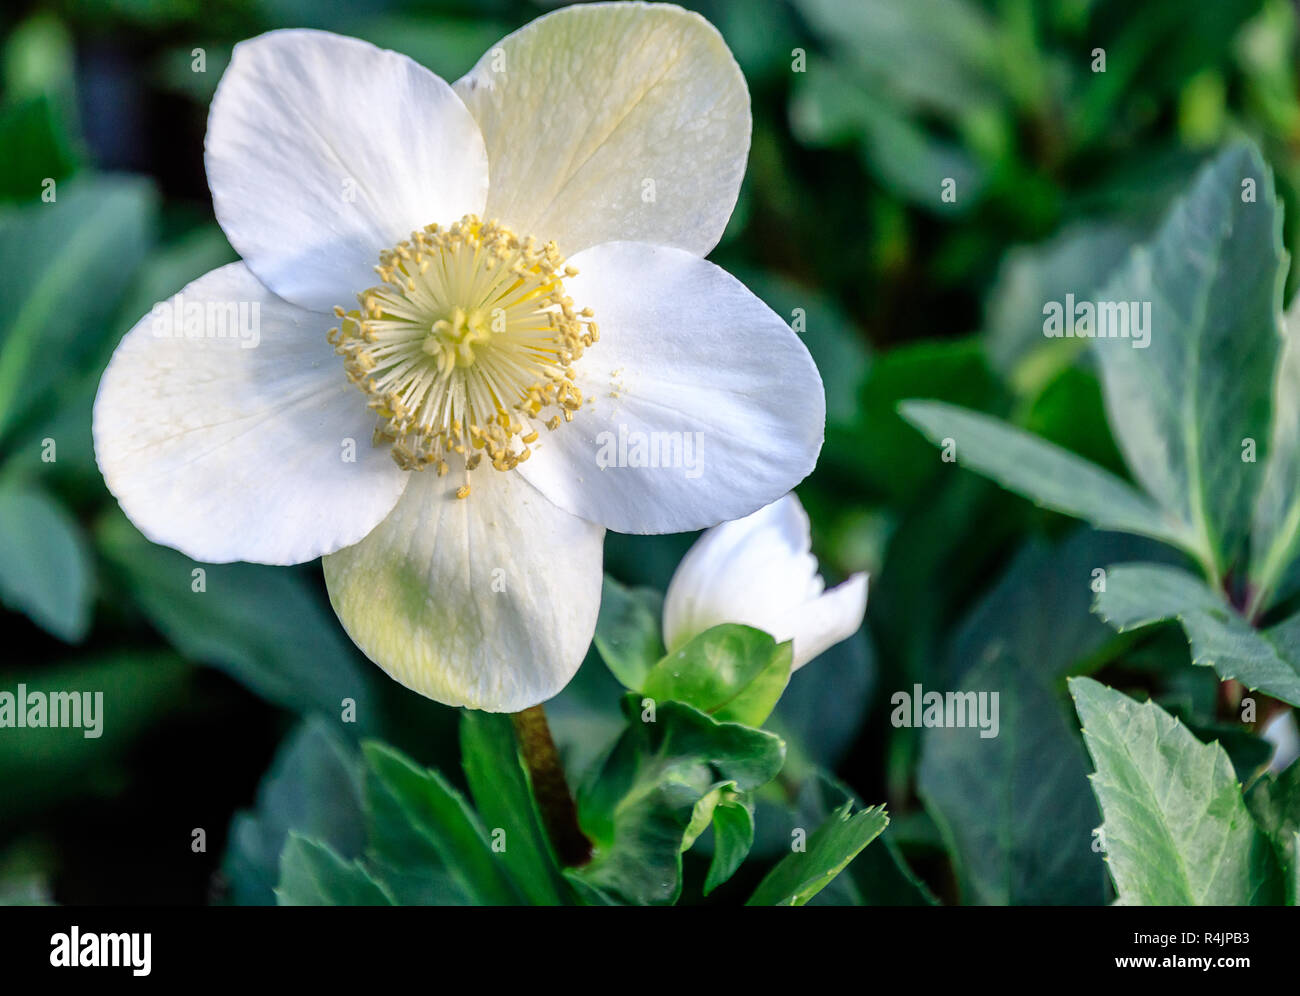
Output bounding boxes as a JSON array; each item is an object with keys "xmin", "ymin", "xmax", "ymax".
[
  {"xmin": 1181, "ymin": 718, "xmax": 1273, "ymax": 783},
  {"xmin": 1021, "ymin": 366, "xmax": 1129, "ymax": 480},
  {"xmin": 851, "ymin": 338, "xmax": 1003, "ymax": 503},
  {"xmin": 791, "ymin": 58, "xmax": 987, "ymax": 214},
  {"xmin": 703, "ymin": 795, "xmax": 755, "ymax": 896},
  {"xmin": 948, "ymin": 528, "xmax": 1170, "ymax": 684},
  {"xmin": 276, "ymin": 834, "xmax": 394, "ymax": 906},
  {"xmin": 820, "ymin": 832, "xmax": 937, "ymax": 907},
  {"xmin": 96, "ymin": 509, "xmax": 376, "ymax": 722},
  {"xmin": 642, "ymin": 624, "xmax": 793, "ymax": 727},
  {"xmin": 1069, "ymin": 677, "xmax": 1282, "ymax": 905},
  {"xmin": 787, "ymin": 776, "xmax": 936, "ymax": 906},
  {"xmin": 1091, "ymin": 141, "xmax": 1285, "ymax": 578},
  {"xmin": 918, "ymin": 653, "xmax": 1107, "ymax": 905},
  {"xmin": 794, "ymin": 0, "xmax": 1004, "ymax": 120},
  {"xmin": 1251, "ymin": 296, "xmax": 1300, "ymax": 612},
  {"xmin": 222, "ymin": 718, "xmax": 365, "ymax": 906},
  {"xmin": 768, "ymin": 628, "xmax": 874, "ymax": 770},
  {"xmin": 899, "ymin": 400, "xmax": 1195, "ymax": 550},
  {"xmin": 4, "ymin": 13, "xmax": 76, "ymax": 102},
  {"xmin": 1094, "ymin": 563, "xmax": 1300, "ymax": 707},
  {"xmin": 0, "ymin": 176, "xmax": 156, "ymax": 439},
  {"xmin": 360, "ymin": 751, "xmax": 465, "ymax": 906},
  {"xmin": 747, "ymin": 801, "xmax": 888, "ymax": 906},
  {"xmin": 1245, "ymin": 761, "xmax": 1300, "ymax": 905},
  {"xmin": 574, "ymin": 696, "xmax": 785, "ymax": 905},
  {"xmin": 984, "ymin": 222, "xmax": 1137, "ymax": 386},
  {"xmin": 593, "ymin": 575, "xmax": 664, "ymax": 691},
  {"xmin": 459, "ymin": 712, "xmax": 572, "ymax": 905},
  {"xmin": 1292, "ymin": 832, "xmax": 1300, "ymax": 906},
  {"xmin": 0, "ymin": 485, "xmax": 92, "ymax": 640},
  {"xmin": 0, "ymin": 95, "xmax": 78, "ymax": 202},
  {"xmin": 361, "ymin": 741, "xmax": 518, "ymax": 906}
]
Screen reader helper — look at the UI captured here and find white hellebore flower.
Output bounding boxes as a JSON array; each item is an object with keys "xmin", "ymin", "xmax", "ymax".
[
  {"xmin": 92, "ymin": 4, "xmax": 825, "ymax": 712},
  {"xmin": 662, "ymin": 494, "xmax": 867, "ymax": 669}
]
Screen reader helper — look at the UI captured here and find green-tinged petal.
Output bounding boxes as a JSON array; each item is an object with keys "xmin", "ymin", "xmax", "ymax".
[
  {"xmin": 322, "ymin": 464, "xmax": 605, "ymax": 712},
  {"xmin": 455, "ymin": 2, "xmax": 749, "ymax": 257}
]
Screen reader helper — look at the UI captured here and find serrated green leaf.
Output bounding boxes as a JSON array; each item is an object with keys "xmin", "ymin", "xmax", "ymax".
[
  {"xmin": 1092, "ymin": 141, "xmax": 1285, "ymax": 578},
  {"xmin": 360, "ymin": 753, "xmax": 466, "ymax": 906},
  {"xmin": 0, "ymin": 485, "xmax": 92, "ymax": 640},
  {"xmin": 574, "ymin": 696, "xmax": 784, "ymax": 905},
  {"xmin": 460, "ymin": 712, "xmax": 572, "ymax": 905},
  {"xmin": 747, "ymin": 801, "xmax": 888, "ymax": 906},
  {"xmin": 642, "ymin": 624, "xmax": 792, "ymax": 727},
  {"xmin": 361, "ymin": 741, "xmax": 518, "ymax": 906},
  {"xmin": 1094, "ymin": 562, "xmax": 1300, "ymax": 707},
  {"xmin": 276, "ymin": 834, "xmax": 393, "ymax": 906},
  {"xmin": 1070, "ymin": 677, "xmax": 1282, "ymax": 905},
  {"xmin": 779, "ymin": 775, "xmax": 935, "ymax": 907},
  {"xmin": 593, "ymin": 576, "xmax": 664, "ymax": 691},
  {"xmin": 899, "ymin": 400, "xmax": 1196, "ymax": 550}
]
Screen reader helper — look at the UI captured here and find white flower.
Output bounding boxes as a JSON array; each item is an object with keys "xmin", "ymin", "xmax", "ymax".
[
  {"xmin": 662, "ymin": 494, "xmax": 867, "ymax": 669},
  {"xmin": 92, "ymin": 4, "xmax": 824, "ymax": 712},
  {"xmin": 1262, "ymin": 710, "xmax": 1299, "ymax": 774}
]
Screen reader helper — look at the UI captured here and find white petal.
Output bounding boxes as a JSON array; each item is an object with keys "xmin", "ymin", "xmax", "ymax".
[
  {"xmin": 662, "ymin": 494, "xmax": 868, "ymax": 668},
  {"xmin": 454, "ymin": 3, "xmax": 749, "ymax": 257},
  {"xmin": 515, "ymin": 242, "xmax": 825, "ymax": 534},
  {"xmin": 1263, "ymin": 710, "xmax": 1299, "ymax": 774},
  {"xmin": 322, "ymin": 465, "xmax": 605, "ymax": 712},
  {"xmin": 663, "ymin": 495, "xmax": 821, "ymax": 650},
  {"xmin": 206, "ymin": 29, "xmax": 489, "ymax": 313},
  {"xmin": 93, "ymin": 263, "xmax": 408, "ymax": 565},
  {"xmin": 784, "ymin": 573, "xmax": 869, "ymax": 670}
]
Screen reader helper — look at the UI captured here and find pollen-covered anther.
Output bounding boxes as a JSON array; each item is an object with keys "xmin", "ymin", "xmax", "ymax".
[{"xmin": 327, "ymin": 215, "xmax": 597, "ymax": 486}]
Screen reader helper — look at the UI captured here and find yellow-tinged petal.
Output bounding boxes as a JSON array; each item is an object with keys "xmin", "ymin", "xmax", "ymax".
[
  {"xmin": 322, "ymin": 463, "xmax": 605, "ymax": 712},
  {"xmin": 455, "ymin": 2, "xmax": 749, "ymax": 257}
]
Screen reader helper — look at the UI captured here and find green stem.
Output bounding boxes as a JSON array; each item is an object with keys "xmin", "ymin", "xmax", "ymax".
[{"xmin": 510, "ymin": 704, "xmax": 591, "ymax": 867}]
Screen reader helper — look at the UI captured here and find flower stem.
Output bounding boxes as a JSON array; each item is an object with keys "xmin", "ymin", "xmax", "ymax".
[{"xmin": 510, "ymin": 704, "xmax": 591, "ymax": 867}]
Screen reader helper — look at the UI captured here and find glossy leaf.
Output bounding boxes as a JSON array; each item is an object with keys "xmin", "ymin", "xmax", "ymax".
[{"xmin": 641, "ymin": 624, "xmax": 793, "ymax": 727}]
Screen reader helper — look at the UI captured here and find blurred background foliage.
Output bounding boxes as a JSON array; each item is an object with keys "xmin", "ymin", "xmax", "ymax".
[{"xmin": 0, "ymin": 0, "xmax": 1296, "ymax": 904}]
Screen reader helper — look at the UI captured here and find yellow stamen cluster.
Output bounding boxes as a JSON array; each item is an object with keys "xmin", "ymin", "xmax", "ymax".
[{"xmin": 328, "ymin": 215, "xmax": 598, "ymax": 484}]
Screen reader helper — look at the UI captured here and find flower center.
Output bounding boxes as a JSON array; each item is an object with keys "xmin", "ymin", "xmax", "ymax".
[{"xmin": 328, "ymin": 215, "xmax": 598, "ymax": 493}]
